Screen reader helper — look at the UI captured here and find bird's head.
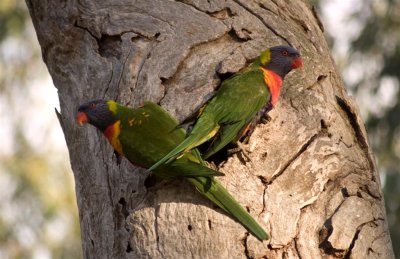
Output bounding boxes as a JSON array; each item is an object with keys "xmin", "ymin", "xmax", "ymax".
[
  {"xmin": 77, "ymin": 99, "xmax": 117, "ymax": 131},
  {"xmin": 259, "ymin": 45, "xmax": 303, "ymax": 78}
]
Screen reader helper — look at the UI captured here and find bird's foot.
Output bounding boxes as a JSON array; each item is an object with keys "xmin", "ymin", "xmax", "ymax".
[
  {"xmin": 235, "ymin": 141, "xmax": 252, "ymax": 161},
  {"xmin": 261, "ymin": 113, "xmax": 272, "ymax": 124},
  {"xmin": 207, "ymin": 161, "xmax": 219, "ymax": 171},
  {"xmin": 228, "ymin": 141, "xmax": 255, "ymax": 166}
]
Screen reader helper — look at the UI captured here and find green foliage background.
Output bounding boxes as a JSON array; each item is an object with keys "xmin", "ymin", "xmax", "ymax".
[
  {"xmin": 0, "ymin": 0, "xmax": 397, "ymax": 257},
  {"xmin": 320, "ymin": 0, "xmax": 400, "ymax": 256},
  {"xmin": 0, "ymin": 1, "xmax": 81, "ymax": 258}
]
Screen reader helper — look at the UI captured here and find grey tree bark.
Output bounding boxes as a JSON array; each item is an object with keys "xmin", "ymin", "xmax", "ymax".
[{"xmin": 27, "ymin": 0, "xmax": 394, "ymax": 258}]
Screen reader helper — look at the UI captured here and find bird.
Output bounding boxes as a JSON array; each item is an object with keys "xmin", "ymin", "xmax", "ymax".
[
  {"xmin": 149, "ymin": 45, "xmax": 303, "ymax": 171},
  {"xmin": 77, "ymin": 100, "xmax": 269, "ymax": 240}
]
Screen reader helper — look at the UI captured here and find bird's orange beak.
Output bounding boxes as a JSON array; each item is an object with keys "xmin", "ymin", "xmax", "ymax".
[
  {"xmin": 77, "ymin": 111, "xmax": 88, "ymax": 126},
  {"xmin": 292, "ymin": 57, "xmax": 303, "ymax": 69}
]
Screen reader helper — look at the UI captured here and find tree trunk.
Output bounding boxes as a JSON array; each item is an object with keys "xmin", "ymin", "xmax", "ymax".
[{"xmin": 27, "ymin": 0, "xmax": 394, "ymax": 258}]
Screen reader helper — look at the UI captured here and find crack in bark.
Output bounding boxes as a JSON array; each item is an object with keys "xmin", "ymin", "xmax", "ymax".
[
  {"xmin": 259, "ymin": 116, "xmax": 329, "ymax": 189},
  {"xmin": 104, "ymin": 159, "xmax": 120, "ymax": 256},
  {"xmin": 80, "ymin": 7, "xmax": 173, "ymax": 39},
  {"xmin": 293, "ymin": 238, "xmax": 303, "ymax": 259},
  {"xmin": 228, "ymin": 27, "xmax": 252, "ymax": 42},
  {"xmin": 343, "ymin": 218, "xmax": 385, "ymax": 259},
  {"xmin": 291, "ymin": 198, "xmax": 312, "ymax": 259},
  {"xmin": 241, "ymin": 232, "xmax": 252, "ymax": 259},
  {"xmin": 323, "ymin": 169, "xmax": 381, "ymax": 203},
  {"xmin": 259, "ymin": 119, "xmax": 329, "ymax": 186},
  {"xmin": 369, "ymin": 227, "xmax": 388, "ymax": 254},
  {"xmin": 306, "ymin": 74, "xmax": 327, "ymax": 90},
  {"xmin": 311, "ymin": 6, "xmax": 324, "ymax": 32},
  {"xmin": 232, "ymin": 0, "xmax": 290, "ymax": 45},
  {"xmin": 319, "ymin": 195, "xmax": 384, "ymax": 257},
  {"xmin": 259, "ymin": 186, "xmax": 268, "ymax": 216},
  {"xmin": 131, "ymin": 40, "xmax": 155, "ymax": 102},
  {"xmin": 104, "ymin": 155, "xmax": 114, "ymax": 205},
  {"xmin": 154, "ymin": 204, "xmax": 164, "ymax": 258},
  {"xmin": 291, "ymin": 16, "xmax": 310, "ymax": 33},
  {"xmin": 126, "ymin": 242, "xmax": 133, "ymax": 253},
  {"xmin": 319, "ymin": 197, "xmax": 347, "ymax": 255},
  {"xmin": 265, "ymin": 131, "xmax": 321, "ymax": 185},
  {"xmin": 267, "ymin": 238, "xmax": 301, "ymax": 258},
  {"xmin": 337, "ymin": 136, "xmax": 353, "ymax": 148},
  {"xmin": 335, "ymin": 95, "xmax": 376, "ymax": 181},
  {"xmin": 114, "ymin": 43, "xmax": 133, "ymax": 101},
  {"xmin": 258, "ymin": 2, "xmax": 278, "ymax": 16},
  {"xmin": 270, "ymin": 0, "xmax": 280, "ymax": 7},
  {"xmin": 118, "ymin": 197, "xmax": 130, "ymax": 218},
  {"xmin": 362, "ymin": 184, "xmax": 382, "ymax": 200},
  {"xmin": 289, "ymin": 97, "xmax": 299, "ymax": 112},
  {"xmin": 104, "ymin": 67, "xmax": 114, "ymax": 98},
  {"xmin": 174, "ymin": 0, "xmax": 225, "ymax": 15},
  {"xmin": 74, "ymin": 21, "xmax": 99, "ymax": 40},
  {"xmin": 74, "ymin": 20, "xmax": 157, "ymax": 42},
  {"xmin": 210, "ymin": 7, "xmax": 235, "ymax": 20},
  {"xmin": 344, "ymin": 229, "xmax": 360, "ymax": 259}
]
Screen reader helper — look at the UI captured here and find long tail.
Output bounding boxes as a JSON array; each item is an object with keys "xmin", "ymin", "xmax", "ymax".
[
  {"xmin": 187, "ymin": 177, "xmax": 269, "ymax": 241},
  {"xmin": 149, "ymin": 135, "xmax": 202, "ymax": 171},
  {"xmin": 149, "ymin": 114, "xmax": 219, "ymax": 171}
]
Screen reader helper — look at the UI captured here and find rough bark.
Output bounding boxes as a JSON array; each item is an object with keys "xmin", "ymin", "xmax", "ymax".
[{"xmin": 27, "ymin": 0, "xmax": 394, "ymax": 258}]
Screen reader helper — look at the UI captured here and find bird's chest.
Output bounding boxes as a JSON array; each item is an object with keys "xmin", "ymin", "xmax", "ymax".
[
  {"xmin": 260, "ymin": 68, "xmax": 282, "ymax": 107},
  {"xmin": 104, "ymin": 120, "xmax": 124, "ymax": 155}
]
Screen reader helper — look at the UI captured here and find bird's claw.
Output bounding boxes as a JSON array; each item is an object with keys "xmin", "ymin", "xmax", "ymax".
[{"xmin": 261, "ymin": 113, "xmax": 272, "ymax": 124}]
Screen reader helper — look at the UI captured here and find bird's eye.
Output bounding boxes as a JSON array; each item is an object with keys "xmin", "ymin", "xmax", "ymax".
[
  {"xmin": 90, "ymin": 103, "xmax": 96, "ymax": 109},
  {"xmin": 282, "ymin": 50, "xmax": 289, "ymax": 56}
]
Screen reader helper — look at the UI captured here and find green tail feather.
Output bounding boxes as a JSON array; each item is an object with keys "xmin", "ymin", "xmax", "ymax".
[
  {"xmin": 169, "ymin": 160, "xmax": 224, "ymax": 178},
  {"xmin": 149, "ymin": 134, "xmax": 204, "ymax": 171},
  {"xmin": 187, "ymin": 177, "xmax": 269, "ymax": 241},
  {"xmin": 149, "ymin": 113, "xmax": 218, "ymax": 171}
]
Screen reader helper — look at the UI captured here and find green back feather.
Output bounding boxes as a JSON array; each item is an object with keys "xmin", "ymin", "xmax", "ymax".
[{"xmin": 108, "ymin": 101, "xmax": 268, "ymax": 240}]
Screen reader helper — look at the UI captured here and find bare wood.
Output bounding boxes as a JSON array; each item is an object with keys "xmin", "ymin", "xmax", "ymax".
[{"xmin": 27, "ymin": 0, "xmax": 394, "ymax": 258}]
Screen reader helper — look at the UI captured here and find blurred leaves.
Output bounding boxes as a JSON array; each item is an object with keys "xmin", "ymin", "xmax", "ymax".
[
  {"xmin": 0, "ymin": 136, "xmax": 81, "ymax": 258},
  {"xmin": 0, "ymin": 1, "xmax": 81, "ymax": 258},
  {"xmin": 349, "ymin": 5, "xmax": 400, "ymax": 254},
  {"xmin": 320, "ymin": 0, "xmax": 400, "ymax": 256},
  {"xmin": 344, "ymin": 0, "xmax": 400, "ymax": 171},
  {"xmin": 0, "ymin": 1, "xmax": 27, "ymax": 41}
]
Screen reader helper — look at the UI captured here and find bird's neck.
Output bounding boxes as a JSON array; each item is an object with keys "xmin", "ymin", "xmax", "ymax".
[
  {"xmin": 260, "ymin": 67, "xmax": 283, "ymax": 107},
  {"xmin": 104, "ymin": 120, "xmax": 124, "ymax": 155}
]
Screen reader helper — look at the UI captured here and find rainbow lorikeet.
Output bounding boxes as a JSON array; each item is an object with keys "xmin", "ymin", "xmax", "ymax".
[
  {"xmin": 149, "ymin": 45, "xmax": 303, "ymax": 171},
  {"xmin": 77, "ymin": 100, "xmax": 268, "ymax": 240}
]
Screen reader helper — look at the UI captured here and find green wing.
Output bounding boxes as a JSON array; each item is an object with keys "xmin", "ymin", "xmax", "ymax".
[
  {"xmin": 157, "ymin": 160, "xmax": 224, "ymax": 180},
  {"xmin": 202, "ymin": 69, "xmax": 270, "ymax": 158},
  {"xmin": 203, "ymin": 121, "xmax": 246, "ymax": 159},
  {"xmin": 116, "ymin": 102, "xmax": 186, "ymax": 167},
  {"xmin": 113, "ymin": 101, "xmax": 268, "ymax": 240},
  {"xmin": 148, "ymin": 112, "xmax": 219, "ymax": 171},
  {"xmin": 116, "ymin": 102, "xmax": 223, "ymax": 179},
  {"xmin": 150, "ymin": 68, "xmax": 269, "ymax": 170}
]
